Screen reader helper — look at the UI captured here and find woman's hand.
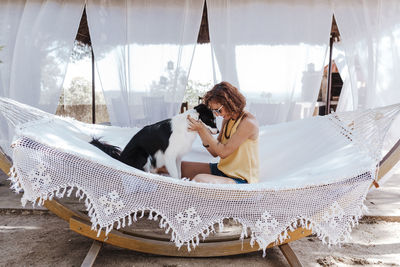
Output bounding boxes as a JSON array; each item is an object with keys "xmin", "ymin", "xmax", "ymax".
[{"xmin": 187, "ymin": 115, "xmax": 205, "ymax": 132}]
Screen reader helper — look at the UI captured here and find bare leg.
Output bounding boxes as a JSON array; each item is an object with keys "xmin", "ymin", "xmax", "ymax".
[
  {"xmin": 160, "ymin": 161, "xmax": 237, "ymax": 184},
  {"xmin": 156, "ymin": 161, "xmax": 210, "ymax": 178},
  {"xmin": 181, "ymin": 161, "xmax": 211, "ymax": 179},
  {"xmin": 192, "ymin": 173, "xmax": 236, "ymax": 184}
]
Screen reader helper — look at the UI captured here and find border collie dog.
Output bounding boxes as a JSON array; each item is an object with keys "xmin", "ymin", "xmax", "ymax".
[{"xmin": 90, "ymin": 104, "xmax": 218, "ymax": 178}]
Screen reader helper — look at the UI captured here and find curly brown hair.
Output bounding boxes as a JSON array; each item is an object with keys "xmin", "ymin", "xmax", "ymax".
[{"xmin": 203, "ymin": 81, "xmax": 246, "ymax": 116}]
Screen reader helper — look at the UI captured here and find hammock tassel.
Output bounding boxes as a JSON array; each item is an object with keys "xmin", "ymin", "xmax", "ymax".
[
  {"xmin": 262, "ymin": 247, "xmax": 267, "ymax": 258},
  {"xmin": 187, "ymin": 242, "xmax": 191, "ymax": 252},
  {"xmin": 249, "ymin": 234, "xmax": 255, "ymax": 247},
  {"xmin": 38, "ymin": 197, "xmax": 43, "ymax": 206},
  {"xmin": 88, "ymin": 206, "xmax": 95, "ymax": 217},
  {"xmin": 210, "ymin": 224, "xmax": 215, "ymax": 233},
  {"xmin": 66, "ymin": 187, "xmax": 74, "ymax": 197},
  {"xmin": 170, "ymin": 231, "xmax": 176, "ymax": 242},
  {"xmin": 205, "ymin": 227, "xmax": 210, "ymax": 236},
  {"xmin": 57, "ymin": 187, "xmax": 66, "ymax": 198},
  {"xmin": 159, "ymin": 218, "xmax": 166, "ymax": 228},
  {"xmin": 200, "ymin": 231, "xmax": 206, "ymax": 240},
  {"xmin": 106, "ymin": 224, "xmax": 113, "ymax": 235},
  {"xmin": 218, "ymin": 220, "xmax": 224, "ymax": 231}
]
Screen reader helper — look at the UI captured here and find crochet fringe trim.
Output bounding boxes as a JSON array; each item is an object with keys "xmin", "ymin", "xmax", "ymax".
[{"xmin": 8, "ymin": 164, "xmax": 369, "ymax": 255}]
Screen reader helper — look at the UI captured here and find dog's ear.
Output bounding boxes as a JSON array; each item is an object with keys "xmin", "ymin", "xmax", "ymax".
[{"xmin": 194, "ymin": 103, "xmax": 208, "ymax": 112}]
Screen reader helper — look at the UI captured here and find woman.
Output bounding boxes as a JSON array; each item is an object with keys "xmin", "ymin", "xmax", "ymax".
[{"xmin": 183, "ymin": 81, "xmax": 259, "ymax": 184}]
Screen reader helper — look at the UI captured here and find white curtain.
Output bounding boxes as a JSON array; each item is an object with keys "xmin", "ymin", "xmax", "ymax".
[
  {"xmin": 207, "ymin": 0, "xmax": 333, "ymax": 126},
  {"xmin": 333, "ymin": 43, "xmax": 352, "ymax": 112},
  {"xmin": 86, "ymin": 0, "xmax": 204, "ymax": 127},
  {"xmin": 334, "ymin": 0, "xmax": 400, "ymax": 110},
  {"xmin": 0, "ymin": 0, "xmax": 84, "ymax": 156},
  {"xmin": 333, "ymin": 0, "xmax": 400, "ymax": 176},
  {"xmin": 0, "ymin": 0, "xmax": 25, "ymax": 156}
]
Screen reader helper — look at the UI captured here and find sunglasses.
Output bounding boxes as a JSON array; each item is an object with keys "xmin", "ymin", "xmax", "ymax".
[{"xmin": 211, "ymin": 105, "xmax": 223, "ymax": 115}]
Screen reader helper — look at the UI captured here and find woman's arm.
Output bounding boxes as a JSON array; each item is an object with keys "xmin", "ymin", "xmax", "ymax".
[
  {"xmin": 201, "ymin": 119, "xmax": 227, "ymax": 157},
  {"xmin": 188, "ymin": 115, "xmax": 258, "ymax": 159}
]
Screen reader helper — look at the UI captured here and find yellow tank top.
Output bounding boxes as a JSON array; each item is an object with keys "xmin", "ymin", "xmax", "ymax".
[{"xmin": 217, "ymin": 114, "xmax": 259, "ymax": 183}]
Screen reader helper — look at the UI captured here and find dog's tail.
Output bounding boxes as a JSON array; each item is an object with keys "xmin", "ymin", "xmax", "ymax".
[{"xmin": 90, "ymin": 137, "xmax": 121, "ymax": 160}]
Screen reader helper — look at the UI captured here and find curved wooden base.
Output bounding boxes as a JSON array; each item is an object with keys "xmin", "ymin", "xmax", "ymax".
[
  {"xmin": 69, "ymin": 215, "xmax": 312, "ymax": 257},
  {"xmin": 41, "ymin": 198, "xmax": 311, "ymax": 257}
]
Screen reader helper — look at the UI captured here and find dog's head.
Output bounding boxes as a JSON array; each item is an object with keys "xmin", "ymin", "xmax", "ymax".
[{"xmin": 194, "ymin": 104, "xmax": 219, "ymax": 134}]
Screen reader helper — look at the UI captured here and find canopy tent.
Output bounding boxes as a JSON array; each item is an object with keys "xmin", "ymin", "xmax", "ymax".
[
  {"xmin": 2, "ymin": 0, "xmax": 400, "ymax": 266},
  {"xmin": 0, "ymin": 0, "xmax": 338, "ymax": 157}
]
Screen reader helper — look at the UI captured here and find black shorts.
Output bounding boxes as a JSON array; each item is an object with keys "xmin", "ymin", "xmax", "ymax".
[{"xmin": 209, "ymin": 163, "xmax": 248, "ymax": 184}]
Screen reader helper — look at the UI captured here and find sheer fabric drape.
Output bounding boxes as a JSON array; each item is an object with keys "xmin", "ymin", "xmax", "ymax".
[
  {"xmin": 334, "ymin": 0, "xmax": 400, "ymax": 111},
  {"xmin": 0, "ymin": 0, "xmax": 84, "ymax": 156},
  {"xmin": 333, "ymin": 0, "xmax": 400, "ymax": 161},
  {"xmin": 86, "ymin": 0, "xmax": 204, "ymax": 127},
  {"xmin": 207, "ymin": 0, "xmax": 333, "ymax": 126},
  {"xmin": 0, "ymin": 0, "xmax": 25, "ymax": 156}
]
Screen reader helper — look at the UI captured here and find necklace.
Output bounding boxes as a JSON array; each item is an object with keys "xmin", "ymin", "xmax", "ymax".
[{"xmin": 224, "ymin": 113, "xmax": 243, "ymax": 139}]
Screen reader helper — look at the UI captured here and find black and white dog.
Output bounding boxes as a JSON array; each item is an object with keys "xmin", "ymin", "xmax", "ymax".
[{"xmin": 90, "ymin": 104, "xmax": 218, "ymax": 178}]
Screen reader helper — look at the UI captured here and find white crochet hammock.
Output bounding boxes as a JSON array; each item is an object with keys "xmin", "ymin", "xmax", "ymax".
[{"xmin": 1, "ymin": 97, "xmax": 399, "ymax": 255}]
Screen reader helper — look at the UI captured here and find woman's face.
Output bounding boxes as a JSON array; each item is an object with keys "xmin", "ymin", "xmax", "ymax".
[{"xmin": 209, "ymin": 101, "xmax": 227, "ymax": 119}]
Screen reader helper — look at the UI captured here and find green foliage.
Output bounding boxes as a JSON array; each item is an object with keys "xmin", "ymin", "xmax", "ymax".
[
  {"xmin": 149, "ymin": 61, "xmax": 188, "ymax": 102},
  {"xmin": 70, "ymin": 41, "xmax": 91, "ymax": 63},
  {"xmin": 59, "ymin": 77, "xmax": 105, "ymax": 105},
  {"xmin": 184, "ymin": 80, "xmax": 211, "ymax": 107},
  {"xmin": 149, "ymin": 60, "xmax": 212, "ymax": 107}
]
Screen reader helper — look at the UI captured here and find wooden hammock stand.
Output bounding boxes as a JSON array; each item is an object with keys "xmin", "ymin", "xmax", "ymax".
[{"xmin": 1, "ymin": 139, "xmax": 400, "ymax": 267}]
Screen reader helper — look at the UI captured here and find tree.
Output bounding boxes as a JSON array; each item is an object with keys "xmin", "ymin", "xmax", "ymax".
[
  {"xmin": 150, "ymin": 61, "xmax": 188, "ymax": 102},
  {"xmin": 70, "ymin": 40, "xmax": 91, "ymax": 63},
  {"xmin": 150, "ymin": 61, "xmax": 212, "ymax": 107},
  {"xmin": 184, "ymin": 80, "xmax": 211, "ymax": 107},
  {"xmin": 59, "ymin": 77, "xmax": 105, "ymax": 105}
]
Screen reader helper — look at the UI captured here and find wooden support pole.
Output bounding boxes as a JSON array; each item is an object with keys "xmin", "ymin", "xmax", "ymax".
[
  {"xmin": 326, "ymin": 35, "xmax": 334, "ymax": 115},
  {"xmin": 81, "ymin": 240, "xmax": 103, "ymax": 267},
  {"xmin": 91, "ymin": 48, "xmax": 95, "ymax": 124},
  {"xmin": 278, "ymin": 243, "xmax": 303, "ymax": 267}
]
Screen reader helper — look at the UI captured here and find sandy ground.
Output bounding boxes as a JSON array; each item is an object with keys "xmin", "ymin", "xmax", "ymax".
[{"xmin": 0, "ymin": 209, "xmax": 399, "ymax": 267}]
